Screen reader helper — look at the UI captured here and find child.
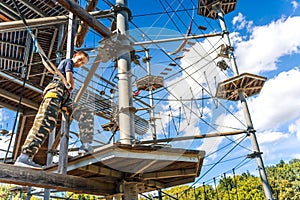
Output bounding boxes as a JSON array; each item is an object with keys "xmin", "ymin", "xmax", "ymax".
[{"xmin": 15, "ymin": 51, "xmax": 90, "ymax": 168}]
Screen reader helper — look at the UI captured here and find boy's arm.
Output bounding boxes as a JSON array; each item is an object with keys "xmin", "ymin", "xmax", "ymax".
[{"xmin": 66, "ymin": 71, "xmax": 74, "ymax": 91}]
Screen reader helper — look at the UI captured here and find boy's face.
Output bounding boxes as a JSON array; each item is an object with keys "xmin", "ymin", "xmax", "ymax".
[{"xmin": 73, "ymin": 53, "xmax": 89, "ymax": 67}]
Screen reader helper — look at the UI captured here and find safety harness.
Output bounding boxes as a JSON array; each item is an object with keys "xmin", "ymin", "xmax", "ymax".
[{"xmin": 32, "ymin": 35, "xmax": 71, "ymax": 90}]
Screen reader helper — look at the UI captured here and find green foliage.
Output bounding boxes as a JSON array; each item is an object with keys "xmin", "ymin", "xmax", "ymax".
[
  {"xmin": 65, "ymin": 192, "xmax": 99, "ymax": 199},
  {"xmin": 139, "ymin": 159, "xmax": 300, "ymax": 200},
  {"xmin": 267, "ymin": 159, "xmax": 300, "ymax": 199}
]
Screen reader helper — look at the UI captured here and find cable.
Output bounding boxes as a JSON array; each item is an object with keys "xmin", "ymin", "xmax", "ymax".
[
  {"xmin": 3, "ymin": 66, "xmax": 28, "ymax": 162},
  {"xmin": 132, "ymin": 7, "xmax": 197, "ymax": 18},
  {"xmin": 129, "ymin": 20, "xmax": 247, "ymax": 130},
  {"xmin": 177, "ymin": 134, "xmax": 248, "ymax": 198},
  {"xmin": 3, "ymin": 0, "xmax": 35, "ymax": 162}
]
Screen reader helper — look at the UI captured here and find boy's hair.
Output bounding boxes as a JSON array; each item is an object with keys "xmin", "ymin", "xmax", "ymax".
[{"xmin": 76, "ymin": 51, "xmax": 89, "ymax": 61}]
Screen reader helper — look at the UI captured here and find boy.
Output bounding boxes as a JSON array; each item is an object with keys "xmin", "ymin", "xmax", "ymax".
[{"xmin": 15, "ymin": 51, "xmax": 91, "ymax": 168}]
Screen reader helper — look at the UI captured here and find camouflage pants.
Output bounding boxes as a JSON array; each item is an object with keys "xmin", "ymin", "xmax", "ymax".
[
  {"xmin": 72, "ymin": 103, "xmax": 94, "ymax": 143},
  {"xmin": 22, "ymin": 80, "xmax": 94, "ymax": 158}
]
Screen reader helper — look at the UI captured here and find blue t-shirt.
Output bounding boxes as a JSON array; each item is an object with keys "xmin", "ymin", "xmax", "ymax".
[{"xmin": 54, "ymin": 59, "xmax": 74, "ymax": 79}]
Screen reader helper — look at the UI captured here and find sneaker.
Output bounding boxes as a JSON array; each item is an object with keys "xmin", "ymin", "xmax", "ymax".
[
  {"xmin": 14, "ymin": 153, "xmax": 42, "ymax": 169},
  {"xmin": 78, "ymin": 143, "xmax": 94, "ymax": 155}
]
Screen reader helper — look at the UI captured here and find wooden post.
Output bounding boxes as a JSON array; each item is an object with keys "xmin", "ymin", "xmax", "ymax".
[
  {"xmin": 56, "ymin": 0, "xmax": 111, "ymax": 37},
  {"xmin": 123, "ymin": 182, "xmax": 138, "ymax": 200}
]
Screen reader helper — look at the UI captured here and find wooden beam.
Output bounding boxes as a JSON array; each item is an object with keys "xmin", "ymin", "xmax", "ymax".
[
  {"xmin": 20, "ymin": 0, "xmax": 46, "ymax": 17},
  {"xmin": 40, "ymin": 28, "xmax": 57, "ymax": 86},
  {"xmin": 0, "ymin": 10, "xmax": 111, "ymax": 32},
  {"xmin": 56, "ymin": 0, "xmax": 112, "ymax": 37},
  {"xmin": 0, "ymin": 71, "xmax": 43, "ymax": 94},
  {"xmin": 165, "ymin": 177, "xmax": 195, "ymax": 188},
  {"xmin": 0, "ymin": 2, "xmax": 20, "ymax": 20},
  {"xmin": 74, "ymin": 0, "xmax": 98, "ymax": 47},
  {"xmin": 0, "ymin": 88, "xmax": 39, "ymax": 110},
  {"xmin": 0, "ymin": 101, "xmax": 18, "ymax": 112},
  {"xmin": 0, "ymin": 40, "xmax": 25, "ymax": 48},
  {"xmin": 0, "ymin": 163, "xmax": 116, "ymax": 195},
  {"xmin": 143, "ymin": 179, "xmax": 166, "ymax": 189},
  {"xmin": 0, "ymin": 13, "xmax": 11, "ymax": 22},
  {"xmin": 13, "ymin": 115, "xmax": 27, "ymax": 160},
  {"xmin": 142, "ymin": 168, "xmax": 196, "ymax": 180},
  {"xmin": 79, "ymin": 164, "xmax": 123, "ymax": 178},
  {"xmin": 0, "ymin": 55, "xmax": 23, "ymax": 62}
]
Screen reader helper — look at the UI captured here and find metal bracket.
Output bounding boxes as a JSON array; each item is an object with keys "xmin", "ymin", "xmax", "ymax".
[
  {"xmin": 114, "ymin": 4, "xmax": 132, "ymax": 20},
  {"xmin": 97, "ymin": 35, "xmax": 134, "ymax": 62},
  {"xmin": 247, "ymin": 151, "xmax": 263, "ymax": 159}
]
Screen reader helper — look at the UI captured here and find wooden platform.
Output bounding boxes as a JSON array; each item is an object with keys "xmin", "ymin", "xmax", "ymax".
[
  {"xmin": 136, "ymin": 75, "xmax": 164, "ymax": 91},
  {"xmin": 215, "ymin": 73, "xmax": 267, "ymax": 101},
  {"xmin": 0, "ymin": 144, "xmax": 205, "ymax": 197},
  {"xmin": 198, "ymin": 0, "xmax": 237, "ymax": 19}
]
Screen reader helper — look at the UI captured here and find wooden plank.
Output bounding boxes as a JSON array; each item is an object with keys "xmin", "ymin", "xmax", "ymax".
[
  {"xmin": 0, "ymin": 13, "xmax": 11, "ymax": 22},
  {"xmin": 56, "ymin": 0, "xmax": 111, "ymax": 37},
  {"xmin": 0, "ymin": 163, "xmax": 115, "ymax": 195},
  {"xmin": 79, "ymin": 164, "xmax": 123, "ymax": 178},
  {"xmin": 74, "ymin": 0, "xmax": 98, "ymax": 47},
  {"xmin": 142, "ymin": 168, "xmax": 196, "ymax": 180},
  {"xmin": 0, "ymin": 88, "xmax": 39, "ymax": 110}
]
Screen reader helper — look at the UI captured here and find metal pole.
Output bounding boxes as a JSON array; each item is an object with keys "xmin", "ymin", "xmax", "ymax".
[
  {"xmin": 116, "ymin": 0, "xmax": 135, "ymax": 145},
  {"xmin": 133, "ymin": 33, "xmax": 222, "ymax": 46},
  {"xmin": 58, "ymin": 4, "xmax": 76, "ymax": 175},
  {"xmin": 215, "ymin": 4, "xmax": 273, "ymax": 200},
  {"xmin": 158, "ymin": 189, "xmax": 162, "ymax": 200},
  {"xmin": 56, "ymin": 24, "xmax": 65, "ymax": 65},
  {"xmin": 58, "ymin": 112, "xmax": 70, "ymax": 174},
  {"xmin": 44, "ymin": 130, "xmax": 54, "ymax": 199},
  {"xmin": 115, "ymin": 0, "xmax": 137, "ymax": 198},
  {"xmin": 25, "ymin": 187, "xmax": 32, "ymax": 200},
  {"xmin": 44, "ymin": 128, "xmax": 56, "ymax": 200},
  {"xmin": 66, "ymin": 7, "xmax": 76, "ymax": 59},
  {"xmin": 145, "ymin": 49, "xmax": 157, "ymax": 140}
]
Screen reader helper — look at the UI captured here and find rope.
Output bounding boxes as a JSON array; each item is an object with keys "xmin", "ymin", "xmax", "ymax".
[{"xmin": 3, "ymin": 66, "xmax": 28, "ymax": 162}]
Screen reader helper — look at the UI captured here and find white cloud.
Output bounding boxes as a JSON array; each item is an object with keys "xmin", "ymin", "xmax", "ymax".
[
  {"xmin": 256, "ymin": 131, "xmax": 289, "ymax": 144},
  {"xmin": 232, "ymin": 12, "xmax": 253, "ymax": 31},
  {"xmin": 291, "ymin": 1, "xmax": 299, "ymax": 10},
  {"xmin": 232, "ymin": 12, "xmax": 246, "ymax": 30},
  {"xmin": 248, "ymin": 67, "xmax": 300, "ymax": 131},
  {"xmin": 288, "ymin": 117, "xmax": 300, "ymax": 139},
  {"xmin": 292, "ymin": 153, "xmax": 300, "ymax": 159},
  {"xmin": 233, "ymin": 16, "xmax": 300, "ymax": 74}
]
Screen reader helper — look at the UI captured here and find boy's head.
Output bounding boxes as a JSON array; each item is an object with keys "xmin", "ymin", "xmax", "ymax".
[{"xmin": 72, "ymin": 51, "xmax": 89, "ymax": 67}]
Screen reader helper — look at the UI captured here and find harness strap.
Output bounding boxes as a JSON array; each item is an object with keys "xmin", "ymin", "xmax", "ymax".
[
  {"xmin": 26, "ymin": 30, "xmax": 71, "ymax": 89},
  {"xmin": 35, "ymin": 40, "xmax": 71, "ymax": 89},
  {"xmin": 44, "ymin": 92, "xmax": 58, "ymax": 99}
]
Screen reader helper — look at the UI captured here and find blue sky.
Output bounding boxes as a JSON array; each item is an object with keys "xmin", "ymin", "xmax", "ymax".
[
  {"xmin": 120, "ymin": 0, "xmax": 300, "ymax": 182},
  {"xmin": 1, "ymin": 0, "xmax": 300, "ymax": 191}
]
